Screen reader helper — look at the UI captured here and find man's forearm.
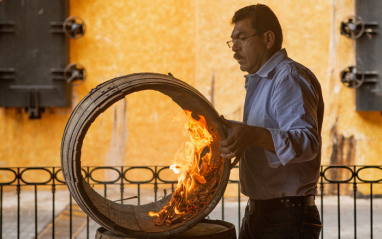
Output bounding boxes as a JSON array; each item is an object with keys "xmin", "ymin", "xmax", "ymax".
[
  {"xmin": 251, "ymin": 126, "xmax": 276, "ymax": 152},
  {"xmin": 220, "ymin": 117, "xmax": 275, "ymax": 160}
]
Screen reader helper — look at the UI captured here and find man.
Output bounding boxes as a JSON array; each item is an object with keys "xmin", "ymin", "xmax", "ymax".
[{"xmin": 220, "ymin": 4, "xmax": 324, "ymax": 239}]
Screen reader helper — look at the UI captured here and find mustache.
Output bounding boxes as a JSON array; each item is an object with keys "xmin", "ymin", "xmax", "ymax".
[{"xmin": 234, "ymin": 53, "xmax": 243, "ymax": 60}]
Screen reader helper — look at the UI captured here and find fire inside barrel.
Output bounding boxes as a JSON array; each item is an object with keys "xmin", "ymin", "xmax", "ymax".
[{"xmin": 148, "ymin": 110, "xmax": 221, "ymax": 226}]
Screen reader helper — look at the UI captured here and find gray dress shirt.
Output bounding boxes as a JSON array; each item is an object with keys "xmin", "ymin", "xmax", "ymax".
[{"xmin": 240, "ymin": 49, "xmax": 324, "ymax": 200}]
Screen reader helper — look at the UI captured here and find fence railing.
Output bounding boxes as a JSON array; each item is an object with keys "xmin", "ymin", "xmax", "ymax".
[{"xmin": 0, "ymin": 165, "xmax": 381, "ymax": 239}]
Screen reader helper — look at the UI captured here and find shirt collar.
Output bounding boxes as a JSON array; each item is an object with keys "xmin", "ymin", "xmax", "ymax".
[{"xmin": 245, "ymin": 48, "xmax": 288, "ymax": 83}]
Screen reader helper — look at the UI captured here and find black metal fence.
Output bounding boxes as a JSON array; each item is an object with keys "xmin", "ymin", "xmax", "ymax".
[{"xmin": 0, "ymin": 165, "xmax": 381, "ymax": 239}]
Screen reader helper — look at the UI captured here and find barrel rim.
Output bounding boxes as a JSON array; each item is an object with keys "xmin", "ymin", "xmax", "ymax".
[
  {"xmin": 95, "ymin": 219, "xmax": 237, "ymax": 238},
  {"xmin": 61, "ymin": 73, "xmax": 230, "ymax": 238}
]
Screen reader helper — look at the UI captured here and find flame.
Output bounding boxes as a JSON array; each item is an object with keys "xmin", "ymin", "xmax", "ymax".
[
  {"xmin": 148, "ymin": 110, "xmax": 215, "ymax": 225},
  {"xmin": 148, "ymin": 211, "xmax": 160, "ymax": 217},
  {"xmin": 170, "ymin": 164, "xmax": 181, "ymax": 174}
]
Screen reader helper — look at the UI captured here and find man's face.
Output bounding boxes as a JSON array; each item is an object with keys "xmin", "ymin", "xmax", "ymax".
[{"xmin": 230, "ymin": 18, "xmax": 268, "ymax": 74}]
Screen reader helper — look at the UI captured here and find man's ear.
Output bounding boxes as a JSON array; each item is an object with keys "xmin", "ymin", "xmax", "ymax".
[{"xmin": 263, "ymin": 31, "xmax": 275, "ymax": 50}]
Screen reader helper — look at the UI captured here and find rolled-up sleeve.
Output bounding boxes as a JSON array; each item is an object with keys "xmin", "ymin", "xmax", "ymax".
[{"xmin": 266, "ymin": 68, "xmax": 321, "ymax": 166}]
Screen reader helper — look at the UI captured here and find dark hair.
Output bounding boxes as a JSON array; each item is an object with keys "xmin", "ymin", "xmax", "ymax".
[{"xmin": 231, "ymin": 4, "xmax": 283, "ymax": 51}]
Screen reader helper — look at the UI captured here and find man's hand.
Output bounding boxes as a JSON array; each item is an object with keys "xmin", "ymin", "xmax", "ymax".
[
  {"xmin": 219, "ymin": 116, "xmax": 276, "ymax": 167},
  {"xmin": 220, "ymin": 116, "xmax": 254, "ymax": 160}
]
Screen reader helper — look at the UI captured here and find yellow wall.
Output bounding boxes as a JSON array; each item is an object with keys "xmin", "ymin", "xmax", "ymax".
[{"xmin": 1, "ymin": 0, "xmax": 381, "ymax": 194}]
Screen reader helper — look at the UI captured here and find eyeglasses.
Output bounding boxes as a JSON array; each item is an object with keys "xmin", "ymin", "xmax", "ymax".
[{"xmin": 226, "ymin": 33, "xmax": 259, "ymax": 48}]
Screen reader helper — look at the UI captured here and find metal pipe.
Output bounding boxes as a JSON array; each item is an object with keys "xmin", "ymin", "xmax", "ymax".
[
  {"xmin": 370, "ymin": 183, "xmax": 373, "ymax": 239},
  {"xmin": 337, "ymin": 183, "xmax": 341, "ymax": 239},
  {"xmin": 34, "ymin": 185, "xmax": 38, "ymax": 238}
]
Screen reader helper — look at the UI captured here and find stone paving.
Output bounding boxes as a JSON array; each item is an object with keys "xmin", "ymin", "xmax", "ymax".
[{"xmin": 1, "ymin": 188, "xmax": 382, "ymax": 239}]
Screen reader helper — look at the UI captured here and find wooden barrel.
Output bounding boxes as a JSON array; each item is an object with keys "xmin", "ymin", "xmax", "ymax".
[
  {"xmin": 95, "ymin": 219, "xmax": 237, "ymax": 239},
  {"xmin": 61, "ymin": 73, "xmax": 230, "ymax": 238}
]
